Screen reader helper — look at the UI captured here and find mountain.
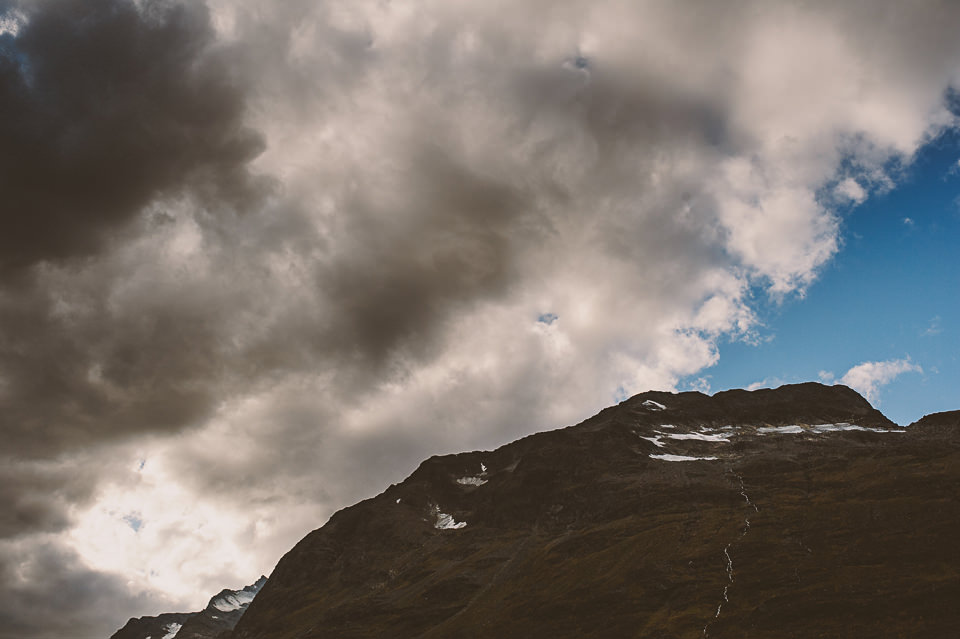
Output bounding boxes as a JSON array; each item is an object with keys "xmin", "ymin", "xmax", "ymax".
[
  {"xmin": 217, "ymin": 382, "xmax": 960, "ymax": 638},
  {"xmin": 108, "ymin": 613, "xmax": 193, "ymax": 639},
  {"xmin": 110, "ymin": 576, "xmax": 267, "ymax": 639}
]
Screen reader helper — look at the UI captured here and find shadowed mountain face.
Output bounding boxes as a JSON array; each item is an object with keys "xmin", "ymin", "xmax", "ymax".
[
  {"xmin": 111, "ymin": 577, "xmax": 266, "ymax": 639},
  {"xmin": 109, "ymin": 613, "xmax": 193, "ymax": 639},
  {"xmin": 215, "ymin": 383, "xmax": 960, "ymax": 638}
]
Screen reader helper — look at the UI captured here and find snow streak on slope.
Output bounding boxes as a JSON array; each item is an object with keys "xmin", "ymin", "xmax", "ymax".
[{"xmin": 649, "ymin": 454, "xmax": 719, "ymax": 462}]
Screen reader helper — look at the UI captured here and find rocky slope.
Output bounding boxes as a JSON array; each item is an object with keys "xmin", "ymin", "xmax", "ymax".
[
  {"xmin": 224, "ymin": 383, "xmax": 959, "ymax": 637},
  {"xmin": 111, "ymin": 577, "xmax": 266, "ymax": 639},
  {"xmin": 109, "ymin": 613, "xmax": 193, "ymax": 639}
]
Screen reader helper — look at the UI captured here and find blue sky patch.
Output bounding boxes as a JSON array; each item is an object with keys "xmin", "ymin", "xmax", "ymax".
[{"xmin": 537, "ymin": 312, "xmax": 559, "ymax": 325}]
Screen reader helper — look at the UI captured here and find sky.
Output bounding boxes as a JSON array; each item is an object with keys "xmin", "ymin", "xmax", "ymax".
[
  {"xmin": 0, "ymin": 1, "xmax": 958, "ymax": 637},
  {"xmin": 700, "ymin": 129, "xmax": 960, "ymax": 424}
]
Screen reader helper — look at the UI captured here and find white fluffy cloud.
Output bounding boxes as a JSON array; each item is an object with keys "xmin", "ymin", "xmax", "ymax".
[
  {"xmin": 3, "ymin": 1, "xmax": 960, "ymax": 636},
  {"xmin": 835, "ymin": 178, "xmax": 868, "ymax": 204},
  {"xmin": 839, "ymin": 359, "xmax": 923, "ymax": 404}
]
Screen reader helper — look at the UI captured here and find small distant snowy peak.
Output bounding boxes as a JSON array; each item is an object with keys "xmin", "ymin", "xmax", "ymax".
[
  {"xmin": 108, "ymin": 611, "xmax": 192, "ymax": 639},
  {"xmin": 110, "ymin": 578, "xmax": 267, "ymax": 639},
  {"xmin": 212, "ymin": 590, "xmax": 256, "ymax": 612},
  {"xmin": 208, "ymin": 575, "xmax": 268, "ymax": 613},
  {"xmin": 642, "ymin": 400, "xmax": 667, "ymax": 411}
]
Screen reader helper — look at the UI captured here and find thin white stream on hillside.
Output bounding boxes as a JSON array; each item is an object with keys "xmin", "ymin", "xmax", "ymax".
[{"xmin": 703, "ymin": 471, "xmax": 758, "ymax": 638}]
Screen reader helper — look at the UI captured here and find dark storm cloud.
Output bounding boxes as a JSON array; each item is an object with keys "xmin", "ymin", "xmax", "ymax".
[
  {"xmin": 317, "ymin": 142, "xmax": 536, "ymax": 368},
  {"xmin": 0, "ymin": 0, "xmax": 263, "ymax": 275},
  {"xmin": 0, "ymin": 115, "xmax": 541, "ymax": 464},
  {"xmin": 0, "ymin": 0, "xmax": 730, "ymax": 465},
  {"xmin": 0, "ymin": 0, "xmax": 271, "ymax": 461},
  {"xmin": 0, "ymin": 272, "xmax": 232, "ymax": 458},
  {"xmin": 0, "ymin": 541, "xmax": 161, "ymax": 639},
  {"xmin": 0, "ymin": 459, "xmax": 102, "ymax": 538}
]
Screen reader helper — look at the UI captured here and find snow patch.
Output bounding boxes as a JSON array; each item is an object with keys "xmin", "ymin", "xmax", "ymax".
[
  {"xmin": 663, "ymin": 432, "xmax": 730, "ymax": 442},
  {"xmin": 812, "ymin": 422, "xmax": 903, "ymax": 433},
  {"xmin": 649, "ymin": 454, "xmax": 719, "ymax": 462},
  {"xmin": 456, "ymin": 476, "xmax": 488, "ymax": 486},
  {"xmin": 638, "ymin": 435, "xmax": 666, "ymax": 448},
  {"xmin": 433, "ymin": 506, "xmax": 467, "ymax": 530},
  {"xmin": 642, "ymin": 400, "xmax": 667, "ymax": 411},
  {"xmin": 698, "ymin": 425, "xmax": 736, "ymax": 434},
  {"xmin": 812, "ymin": 422, "xmax": 863, "ymax": 432},
  {"xmin": 161, "ymin": 623, "xmax": 182, "ymax": 639},
  {"xmin": 756, "ymin": 423, "xmax": 904, "ymax": 435},
  {"xmin": 757, "ymin": 425, "xmax": 804, "ymax": 434},
  {"xmin": 480, "ymin": 462, "xmax": 487, "ymax": 472}
]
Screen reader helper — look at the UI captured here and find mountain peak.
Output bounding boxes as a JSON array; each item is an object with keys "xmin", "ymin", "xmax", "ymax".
[
  {"xmin": 226, "ymin": 382, "xmax": 957, "ymax": 638},
  {"xmin": 206, "ymin": 576, "xmax": 267, "ymax": 614},
  {"xmin": 109, "ymin": 577, "xmax": 267, "ymax": 639},
  {"xmin": 624, "ymin": 382, "xmax": 889, "ymax": 426}
]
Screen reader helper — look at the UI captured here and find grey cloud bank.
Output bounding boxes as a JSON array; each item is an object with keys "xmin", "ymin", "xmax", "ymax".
[{"xmin": 1, "ymin": 1, "xmax": 959, "ymax": 637}]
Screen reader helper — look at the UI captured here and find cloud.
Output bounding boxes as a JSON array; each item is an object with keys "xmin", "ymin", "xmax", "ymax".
[
  {"xmin": 922, "ymin": 315, "xmax": 942, "ymax": 336},
  {"xmin": 0, "ymin": 0, "xmax": 265, "ymax": 276},
  {"xmin": 835, "ymin": 178, "xmax": 868, "ymax": 204},
  {"xmin": 839, "ymin": 358, "xmax": 923, "ymax": 404},
  {"xmin": 0, "ymin": 456, "xmax": 104, "ymax": 539},
  {"xmin": 685, "ymin": 377, "xmax": 712, "ymax": 394},
  {"xmin": 1, "ymin": 0, "xmax": 960, "ymax": 636},
  {"xmin": 745, "ymin": 376, "xmax": 789, "ymax": 392},
  {"xmin": 0, "ymin": 537, "xmax": 173, "ymax": 639}
]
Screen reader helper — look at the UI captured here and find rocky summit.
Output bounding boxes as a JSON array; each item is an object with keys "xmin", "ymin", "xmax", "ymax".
[{"xmin": 131, "ymin": 383, "xmax": 960, "ymax": 638}]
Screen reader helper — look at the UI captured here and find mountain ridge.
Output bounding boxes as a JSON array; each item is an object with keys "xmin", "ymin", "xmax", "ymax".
[
  {"xmin": 111, "ymin": 383, "xmax": 959, "ymax": 638},
  {"xmin": 221, "ymin": 382, "xmax": 959, "ymax": 638},
  {"xmin": 110, "ymin": 576, "xmax": 267, "ymax": 639}
]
